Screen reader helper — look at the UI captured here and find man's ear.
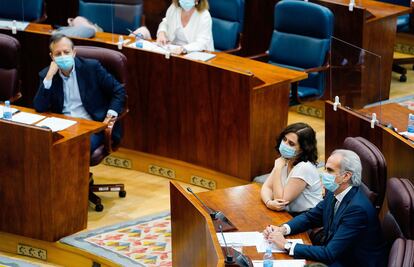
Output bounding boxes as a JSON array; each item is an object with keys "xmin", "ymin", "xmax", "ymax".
[
  {"xmin": 343, "ymin": 171, "xmax": 352, "ymax": 184},
  {"xmin": 49, "ymin": 52, "xmax": 54, "ymax": 61},
  {"xmin": 72, "ymin": 48, "xmax": 76, "ymax": 57}
]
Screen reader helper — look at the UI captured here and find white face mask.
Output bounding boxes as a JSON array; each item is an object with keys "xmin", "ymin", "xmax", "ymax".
[{"xmin": 179, "ymin": 0, "xmax": 195, "ymax": 11}]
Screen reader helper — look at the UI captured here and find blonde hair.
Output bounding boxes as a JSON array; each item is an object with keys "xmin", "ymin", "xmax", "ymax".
[{"xmin": 172, "ymin": 0, "xmax": 209, "ymax": 12}]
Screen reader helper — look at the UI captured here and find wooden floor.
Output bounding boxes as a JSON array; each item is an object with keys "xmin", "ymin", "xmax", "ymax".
[{"xmin": 1, "ymin": 64, "xmax": 413, "ymax": 265}]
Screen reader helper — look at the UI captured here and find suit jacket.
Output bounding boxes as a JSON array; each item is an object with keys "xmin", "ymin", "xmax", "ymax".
[
  {"xmin": 287, "ymin": 186, "xmax": 387, "ymax": 267},
  {"xmin": 33, "ymin": 57, "xmax": 126, "ymax": 142}
]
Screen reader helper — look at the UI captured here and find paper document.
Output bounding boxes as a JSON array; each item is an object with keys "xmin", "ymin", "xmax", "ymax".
[
  {"xmin": 129, "ymin": 40, "xmax": 182, "ymax": 55},
  {"xmin": 399, "ymin": 131, "xmax": 414, "ymax": 142},
  {"xmin": 252, "ymin": 260, "xmax": 306, "ymax": 267},
  {"xmin": 184, "ymin": 52, "xmax": 216, "ymax": 62},
  {"xmin": 0, "ymin": 20, "xmax": 29, "ymax": 31},
  {"xmin": 256, "ymin": 238, "xmax": 303, "ymax": 253},
  {"xmin": 216, "ymin": 232, "xmax": 262, "ymax": 247},
  {"xmin": 0, "ymin": 105, "xmax": 19, "ymax": 118},
  {"xmin": 35, "ymin": 117, "xmax": 77, "ymax": 132},
  {"xmin": 11, "ymin": 112, "xmax": 45, "ymax": 125}
]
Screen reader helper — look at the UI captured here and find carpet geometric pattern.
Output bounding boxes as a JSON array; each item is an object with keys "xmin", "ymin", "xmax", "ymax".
[
  {"xmin": 0, "ymin": 256, "xmax": 40, "ymax": 267},
  {"xmin": 60, "ymin": 211, "xmax": 171, "ymax": 267},
  {"xmin": 398, "ymin": 99, "xmax": 414, "ymax": 111}
]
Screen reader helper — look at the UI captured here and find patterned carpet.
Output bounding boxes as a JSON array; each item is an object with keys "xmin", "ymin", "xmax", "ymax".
[
  {"xmin": 60, "ymin": 212, "xmax": 171, "ymax": 267},
  {"xmin": 0, "ymin": 256, "xmax": 40, "ymax": 267},
  {"xmin": 398, "ymin": 98, "xmax": 414, "ymax": 111}
]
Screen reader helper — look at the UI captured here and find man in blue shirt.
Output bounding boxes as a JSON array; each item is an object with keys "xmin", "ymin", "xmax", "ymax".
[
  {"xmin": 264, "ymin": 149, "xmax": 387, "ymax": 267},
  {"xmin": 33, "ymin": 34, "xmax": 126, "ymax": 154}
]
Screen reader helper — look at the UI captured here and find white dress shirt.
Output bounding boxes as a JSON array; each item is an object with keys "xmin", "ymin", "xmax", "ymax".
[
  {"xmin": 157, "ymin": 4, "xmax": 214, "ymax": 52},
  {"xmin": 43, "ymin": 63, "xmax": 117, "ymax": 119}
]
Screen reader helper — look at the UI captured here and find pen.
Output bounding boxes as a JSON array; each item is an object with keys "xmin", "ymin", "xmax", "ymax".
[{"xmin": 126, "ymin": 28, "xmax": 144, "ymax": 39}]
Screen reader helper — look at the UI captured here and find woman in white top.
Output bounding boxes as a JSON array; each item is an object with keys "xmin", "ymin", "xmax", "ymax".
[
  {"xmin": 261, "ymin": 123, "xmax": 322, "ymax": 214},
  {"xmin": 156, "ymin": 0, "xmax": 214, "ymax": 54}
]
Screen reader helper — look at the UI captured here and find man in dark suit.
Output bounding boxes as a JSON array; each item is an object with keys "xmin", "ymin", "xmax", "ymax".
[
  {"xmin": 33, "ymin": 34, "xmax": 125, "ymax": 154},
  {"xmin": 264, "ymin": 149, "xmax": 387, "ymax": 267}
]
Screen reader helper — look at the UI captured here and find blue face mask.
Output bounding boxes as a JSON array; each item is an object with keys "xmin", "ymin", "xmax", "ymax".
[
  {"xmin": 54, "ymin": 55, "xmax": 74, "ymax": 71},
  {"xmin": 321, "ymin": 172, "xmax": 339, "ymax": 193},
  {"xmin": 179, "ymin": 0, "xmax": 195, "ymax": 11},
  {"xmin": 279, "ymin": 141, "xmax": 296, "ymax": 159}
]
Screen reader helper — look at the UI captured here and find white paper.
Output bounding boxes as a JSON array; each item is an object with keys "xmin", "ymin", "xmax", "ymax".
[
  {"xmin": 11, "ymin": 112, "xmax": 45, "ymax": 124},
  {"xmin": 256, "ymin": 238, "xmax": 303, "ymax": 253},
  {"xmin": 35, "ymin": 117, "xmax": 77, "ymax": 132},
  {"xmin": 0, "ymin": 105, "xmax": 20, "ymax": 118},
  {"xmin": 399, "ymin": 131, "xmax": 414, "ymax": 137},
  {"xmin": 0, "ymin": 20, "xmax": 29, "ymax": 31},
  {"xmin": 184, "ymin": 52, "xmax": 216, "ymax": 62},
  {"xmin": 252, "ymin": 259, "xmax": 306, "ymax": 267},
  {"xmin": 216, "ymin": 232, "xmax": 262, "ymax": 247},
  {"xmin": 129, "ymin": 40, "xmax": 182, "ymax": 55}
]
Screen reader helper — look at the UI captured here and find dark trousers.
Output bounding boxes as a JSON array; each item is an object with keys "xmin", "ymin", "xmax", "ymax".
[{"xmin": 90, "ymin": 132, "xmax": 105, "ymax": 155}]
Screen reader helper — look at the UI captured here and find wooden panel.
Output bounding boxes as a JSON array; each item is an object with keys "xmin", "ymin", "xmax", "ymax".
[
  {"xmin": 50, "ymin": 136, "xmax": 90, "ymax": 240},
  {"xmin": 0, "ymin": 107, "xmax": 105, "ymax": 241},
  {"xmin": 251, "ymin": 82, "xmax": 290, "ymax": 177},
  {"xmin": 170, "ymin": 182, "xmax": 223, "ymax": 267},
  {"xmin": 0, "ymin": 122, "xmax": 52, "ymax": 240},
  {"xmin": 363, "ymin": 16, "xmax": 397, "ymax": 104},
  {"xmin": 325, "ymin": 101, "xmax": 414, "ymax": 183}
]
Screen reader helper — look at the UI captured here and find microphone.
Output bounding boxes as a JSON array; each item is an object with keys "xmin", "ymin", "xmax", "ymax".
[
  {"xmin": 186, "ymin": 187, "xmax": 237, "ymax": 232},
  {"xmin": 219, "ymin": 225, "xmax": 236, "ymax": 264},
  {"xmin": 186, "ymin": 187, "xmax": 220, "ymax": 220},
  {"xmin": 219, "ymin": 225, "xmax": 252, "ymax": 267}
]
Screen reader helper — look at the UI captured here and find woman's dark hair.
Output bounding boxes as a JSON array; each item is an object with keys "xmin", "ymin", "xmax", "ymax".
[{"xmin": 275, "ymin": 122, "xmax": 318, "ymax": 166}]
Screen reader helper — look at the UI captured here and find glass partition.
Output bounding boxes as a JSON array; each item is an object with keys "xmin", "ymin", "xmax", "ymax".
[{"xmin": 329, "ymin": 36, "xmax": 384, "ymax": 125}]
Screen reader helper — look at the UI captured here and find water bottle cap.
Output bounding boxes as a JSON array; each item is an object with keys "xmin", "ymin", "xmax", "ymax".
[{"xmin": 5, "ymin": 100, "xmax": 10, "ymax": 105}]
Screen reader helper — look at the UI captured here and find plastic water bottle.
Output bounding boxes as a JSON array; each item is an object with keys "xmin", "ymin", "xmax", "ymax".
[
  {"xmin": 135, "ymin": 33, "xmax": 144, "ymax": 49},
  {"xmin": 263, "ymin": 243, "xmax": 274, "ymax": 267},
  {"xmin": 407, "ymin": 113, "xmax": 414, "ymax": 133},
  {"xmin": 3, "ymin": 100, "xmax": 12, "ymax": 120}
]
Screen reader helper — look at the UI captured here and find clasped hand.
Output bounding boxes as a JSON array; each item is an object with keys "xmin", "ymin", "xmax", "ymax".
[
  {"xmin": 266, "ymin": 198, "xmax": 289, "ymax": 211},
  {"xmin": 263, "ymin": 225, "xmax": 287, "ymax": 250}
]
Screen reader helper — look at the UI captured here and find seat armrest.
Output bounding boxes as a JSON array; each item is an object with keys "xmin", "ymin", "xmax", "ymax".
[
  {"xmin": 304, "ymin": 63, "xmax": 330, "ymax": 73},
  {"xmin": 9, "ymin": 92, "xmax": 22, "ymax": 103},
  {"xmin": 249, "ymin": 52, "xmax": 269, "ymax": 62},
  {"xmin": 221, "ymin": 45, "xmax": 242, "ymax": 54},
  {"xmin": 103, "ymin": 107, "xmax": 129, "ymax": 153}
]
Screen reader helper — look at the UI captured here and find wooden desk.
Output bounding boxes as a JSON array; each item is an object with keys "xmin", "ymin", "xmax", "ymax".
[
  {"xmin": 170, "ymin": 181, "xmax": 311, "ymax": 266},
  {"xmin": 0, "ymin": 106, "xmax": 105, "ymax": 242},
  {"xmin": 359, "ymin": 102, "xmax": 412, "ymax": 132},
  {"xmin": 325, "ymin": 101, "xmax": 414, "ymax": 182},
  {"xmin": 3, "ymin": 23, "xmax": 306, "ymax": 183}
]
